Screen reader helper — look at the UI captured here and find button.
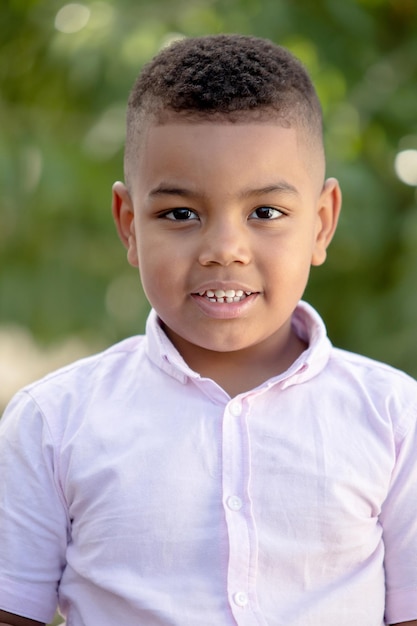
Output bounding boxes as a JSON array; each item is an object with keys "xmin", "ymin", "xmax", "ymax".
[
  {"xmin": 229, "ymin": 401, "xmax": 242, "ymax": 416},
  {"xmin": 227, "ymin": 495, "xmax": 243, "ymax": 511},
  {"xmin": 233, "ymin": 591, "xmax": 249, "ymax": 607}
]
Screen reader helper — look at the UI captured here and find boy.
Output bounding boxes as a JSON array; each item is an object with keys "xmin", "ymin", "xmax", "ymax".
[{"xmin": 0, "ymin": 34, "xmax": 416, "ymax": 626}]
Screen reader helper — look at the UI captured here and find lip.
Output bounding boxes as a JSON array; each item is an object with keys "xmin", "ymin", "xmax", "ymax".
[
  {"xmin": 191, "ymin": 281, "xmax": 258, "ymax": 295},
  {"xmin": 191, "ymin": 291, "xmax": 259, "ymax": 319}
]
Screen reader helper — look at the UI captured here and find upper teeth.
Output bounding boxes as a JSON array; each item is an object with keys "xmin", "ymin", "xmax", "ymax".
[{"xmin": 198, "ymin": 289, "xmax": 251, "ymax": 303}]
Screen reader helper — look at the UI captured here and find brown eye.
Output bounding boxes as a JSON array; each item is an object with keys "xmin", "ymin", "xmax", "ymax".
[
  {"xmin": 250, "ymin": 207, "xmax": 283, "ymax": 219},
  {"xmin": 164, "ymin": 208, "xmax": 198, "ymax": 221}
]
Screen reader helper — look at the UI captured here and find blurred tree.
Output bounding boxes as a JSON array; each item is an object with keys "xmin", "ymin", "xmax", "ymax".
[{"xmin": 1, "ymin": 0, "xmax": 416, "ymax": 381}]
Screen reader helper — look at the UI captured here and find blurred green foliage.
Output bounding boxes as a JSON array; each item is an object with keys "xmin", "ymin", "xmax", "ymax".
[{"xmin": 1, "ymin": 0, "xmax": 417, "ymax": 378}]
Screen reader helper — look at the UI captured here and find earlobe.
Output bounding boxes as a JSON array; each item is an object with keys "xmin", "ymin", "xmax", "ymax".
[
  {"xmin": 311, "ymin": 177, "xmax": 342, "ymax": 267},
  {"xmin": 112, "ymin": 181, "xmax": 139, "ymax": 268}
]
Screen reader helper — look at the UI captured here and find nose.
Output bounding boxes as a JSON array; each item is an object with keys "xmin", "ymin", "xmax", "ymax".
[{"xmin": 197, "ymin": 219, "xmax": 251, "ymax": 267}]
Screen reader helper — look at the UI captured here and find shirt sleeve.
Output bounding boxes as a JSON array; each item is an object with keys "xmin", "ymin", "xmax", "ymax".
[
  {"xmin": 0, "ymin": 391, "xmax": 69, "ymax": 624},
  {"xmin": 380, "ymin": 399, "xmax": 417, "ymax": 625}
]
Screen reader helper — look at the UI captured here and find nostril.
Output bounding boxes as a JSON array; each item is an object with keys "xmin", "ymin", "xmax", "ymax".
[{"xmin": 198, "ymin": 244, "xmax": 251, "ymax": 267}]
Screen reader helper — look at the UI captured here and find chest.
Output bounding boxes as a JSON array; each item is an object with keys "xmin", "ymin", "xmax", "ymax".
[{"xmin": 60, "ymin": 386, "xmax": 393, "ymax": 556}]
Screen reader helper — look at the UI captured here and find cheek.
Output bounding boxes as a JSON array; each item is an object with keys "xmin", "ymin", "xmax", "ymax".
[
  {"xmin": 137, "ymin": 244, "xmax": 178, "ymax": 302},
  {"xmin": 261, "ymin": 237, "xmax": 314, "ymax": 292}
]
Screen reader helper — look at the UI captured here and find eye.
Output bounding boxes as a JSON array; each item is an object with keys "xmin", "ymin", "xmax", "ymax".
[
  {"xmin": 249, "ymin": 206, "xmax": 284, "ymax": 220},
  {"xmin": 163, "ymin": 208, "xmax": 199, "ymax": 221}
]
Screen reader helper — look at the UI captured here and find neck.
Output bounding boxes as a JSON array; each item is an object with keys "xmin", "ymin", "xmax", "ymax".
[{"xmin": 165, "ymin": 325, "xmax": 307, "ymax": 397}]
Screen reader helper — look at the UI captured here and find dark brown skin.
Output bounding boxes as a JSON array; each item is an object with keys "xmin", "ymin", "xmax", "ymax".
[
  {"xmin": 0, "ymin": 610, "xmax": 45, "ymax": 626},
  {"xmin": 0, "ymin": 609, "xmax": 416, "ymax": 626}
]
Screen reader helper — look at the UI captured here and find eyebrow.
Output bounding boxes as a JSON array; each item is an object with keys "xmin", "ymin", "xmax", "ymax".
[
  {"xmin": 148, "ymin": 181, "xmax": 300, "ymax": 199},
  {"xmin": 149, "ymin": 184, "xmax": 196, "ymax": 198},
  {"xmin": 240, "ymin": 182, "xmax": 300, "ymax": 198}
]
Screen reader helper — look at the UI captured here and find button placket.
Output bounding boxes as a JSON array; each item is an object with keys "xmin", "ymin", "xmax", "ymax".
[
  {"xmin": 227, "ymin": 495, "xmax": 243, "ymax": 511},
  {"xmin": 222, "ymin": 397, "xmax": 260, "ymax": 622},
  {"xmin": 234, "ymin": 591, "xmax": 249, "ymax": 607},
  {"xmin": 229, "ymin": 401, "xmax": 242, "ymax": 417}
]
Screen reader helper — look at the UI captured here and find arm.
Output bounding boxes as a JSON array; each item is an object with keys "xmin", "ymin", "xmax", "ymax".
[
  {"xmin": 380, "ymin": 388, "xmax": 417, "ymax": 626},
  {"xmin": 0, "ymin": 394, "xmax": 67, "ymax": 625},
  {"xmin": 0, "ymin": 610, "xmax": 44, "ymax": 626}
]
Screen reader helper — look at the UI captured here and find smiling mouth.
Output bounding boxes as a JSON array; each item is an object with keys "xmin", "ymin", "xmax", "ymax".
[{"xmin": 196, "ymin": 289, "xmax": 254, "ymax": 303}]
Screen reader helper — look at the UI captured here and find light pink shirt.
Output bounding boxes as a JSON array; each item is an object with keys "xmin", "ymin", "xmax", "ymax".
[{"xmin": 0, "ymin": 302, "xmax": 416, "ymax": 626}]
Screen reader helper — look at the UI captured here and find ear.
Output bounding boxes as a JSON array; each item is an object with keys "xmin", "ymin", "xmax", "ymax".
[
  {"xmin": 112, "ymin": 181, "xmax": 139, "ymax": 268},
  {"xmin": 311, "ymin": 177, "xmax": 342, "ymax": 267}
]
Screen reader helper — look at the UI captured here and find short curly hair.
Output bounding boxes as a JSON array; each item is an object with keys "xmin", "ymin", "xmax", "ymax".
[{"xmin": 125, "ymin": 34, "xmax": 323, "ymax": 182}]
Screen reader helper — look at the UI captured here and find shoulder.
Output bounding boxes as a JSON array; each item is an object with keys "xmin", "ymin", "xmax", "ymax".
[
  {"xmin": 326, "ymin": 346, "xmax": 417, "ymax": 438},
  {"xmin": 26, "ymin": 334, "xmax": 147, "ymax": 394},
  {"xmin": 1, "ymin": 335, "xmax": 149, "ymax": 437},
  {"xmin": 329, "ymin": 346, "xmax": 416, "ymax": 390}
]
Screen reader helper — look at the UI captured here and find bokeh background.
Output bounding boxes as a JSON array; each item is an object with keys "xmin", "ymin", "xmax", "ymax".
[{"xmin": 1, "ymin": 0, "xmax": 417, "ymax": 417}]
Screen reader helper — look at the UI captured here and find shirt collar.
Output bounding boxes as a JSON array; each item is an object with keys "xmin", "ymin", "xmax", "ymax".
[
  {"xmin": 282, "ymin": 300, "xmax": 332, "ymax": 388},
  {"xmin": 145, "ymin": 311, "xmax": 196, "ymax": 384},
  {"xmin": 145, "ymin": 300, "xmax": 332, "ymax": 388}
]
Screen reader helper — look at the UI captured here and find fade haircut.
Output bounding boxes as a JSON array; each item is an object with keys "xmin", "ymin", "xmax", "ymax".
[{"xmin": 124, "ymin": 34, "xmax": 323, "ymax": 184}]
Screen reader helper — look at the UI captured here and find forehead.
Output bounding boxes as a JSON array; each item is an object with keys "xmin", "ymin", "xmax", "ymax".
[
  {"xmin": 126, "ymin": 109, "xmax": 323, "ymax": 184},
  {"xmin": 140, "ymin": 120, "xmax": 298, "ymax": 170},
  {"xmin": 129, "ymin": 120, "xmax": 323, "ymax": 200}
]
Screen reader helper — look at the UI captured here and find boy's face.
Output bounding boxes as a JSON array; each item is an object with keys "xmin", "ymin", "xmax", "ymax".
[{"xmin": 113, "ymin": 120, "xmax": 340, "ymax": 368}]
